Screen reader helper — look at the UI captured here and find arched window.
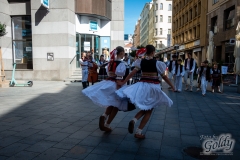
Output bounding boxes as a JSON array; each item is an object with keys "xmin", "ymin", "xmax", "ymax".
[
  {"xmin": 168, "ymin": 4, "xmax": 172, "ymax": 11},
  {"xmin": 160, "ymin": 3, "xmax": 163, "ymax": 10}
]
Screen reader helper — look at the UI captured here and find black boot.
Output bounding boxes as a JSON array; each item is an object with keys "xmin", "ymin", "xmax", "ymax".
[
  {"xmin": 82, "ymin": 82, "xmax": 87, "ymax": 89},
  {"xmin": 86, "ymin": 81, "xmax": 89, "ymax": 87}
]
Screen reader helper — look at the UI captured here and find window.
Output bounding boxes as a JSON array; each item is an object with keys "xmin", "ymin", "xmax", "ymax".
[
  {"xmin": 160, "ymin": 3, "xmax": 163, "ymax": 10},
  {"xmin": 160, "ymin": 41, "xmax": 163, "ymax": 48},
  {"xmin": 211, "ymin": 16, "xmax": 218, "ymax": 33},
  {"xmin": 155, "ymin": 41, "xmax": 158, "ymax": 48},
  {"xmin": 186, "ymin": 12, "xmax": 188, "ymax": 22},
  {"xmin": 124, "ymin": 34, "xmax": 129, "ymax": 41},
  {"xmin": 155, "ymin": 28, "xmax": 158, "ymax": 36},
  {"xmin": 160, "ymin": 28, "xmax": 163, "ymax": 35},
  {"xmin": 224, "ymin": 6, "xmax": 235, "ymax": 30},
  {"xmin": 189, "ymin": 9, "xmax": 192, "ymax": 20},
  {"xmin": 194, "ymin": 5, "xmax": 197, "ymax": 18},
  {"xmin": 11, "ymin": 16, "xmax": 33, "ymax": 69},
  {"xmin": 160, "ymin": 15, "xmax": 163, "ymax": 22},
  {"xmin": 155, "ymin": 3, "xmax": 158, "ymax": 10},
  {"xmin": 168, "ymin": 29, "xmax": 171, "ymax": 34},
  {"xmin": 193, "ymin": 27, "xmax": 196, "ymax": 39},
  {"xmin": 213, "ymin": 0, "xmax": 219, "ymax": 4},
  {"xmin": 168, "ymin": 4, "xmax": 172, "ymax": 11},
  {"xmin": 155, "ymin": 16, "xmax": 158, "ymax": 23},
  {"xmin": 168, "ymin": 16, "xmax": 172, "ymax": 23}
]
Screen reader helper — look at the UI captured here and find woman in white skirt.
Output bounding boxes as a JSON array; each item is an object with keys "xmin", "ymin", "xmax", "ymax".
[
  {"xmin": 117, "ymin": 45, "xmax": 175, "ymax": 139},
  {"xmin": 82, "ymin": 46, "xmax": 128, "ymax": 132}
]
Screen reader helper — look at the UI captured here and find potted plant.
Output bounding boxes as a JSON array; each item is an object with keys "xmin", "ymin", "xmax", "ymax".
[{"xmin": 0, "ymin": 23, "xmax": 7, "ymax": 37}]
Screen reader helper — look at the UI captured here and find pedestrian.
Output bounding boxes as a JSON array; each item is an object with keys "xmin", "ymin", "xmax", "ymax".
[
  {"xmin": 173, "ymin": 59, "xmax": 185, "ymax": 92},
  {"xmin": 196, "ymin": 62, "xmax": 204, "ymax": 91},
  {"xmin": 97, "ymin": 55, "xmax": 108, "ymax": 81},
  {"xmin": 117, "ymin": 45, "xmax": 174, "ymax": 139},
  {"xmin": 167, "ymin": 55, "xmax": 177, "ymax": 89},
  {"xmin": 123, "ymin": 53, "xmax": 131, "ymax": 85},
  {"xmin": 184, "ymin": 52, "xmax": 196, "ymax": 91},
  {"xmin": 82, "ymin": 46, "xmax": 129, "ymax": 132},
  {"xmin": 196, "ymin": 60, "xmax": 212, "ymax": 96},
  {"xmin": 211, "ymin": 64, "xmax": 222, "ymax": 93},
  {"xmin": 80, "ymin": 52, "xmax": 90, "ymax": 89}
]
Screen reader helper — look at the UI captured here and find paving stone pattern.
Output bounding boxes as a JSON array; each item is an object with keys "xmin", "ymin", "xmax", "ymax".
[{"xmin": 0, "ymin": 81, "xmax": 239, "ymax": 160}]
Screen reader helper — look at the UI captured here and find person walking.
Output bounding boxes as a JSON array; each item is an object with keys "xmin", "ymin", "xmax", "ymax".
[
  {"xmin": 97, "ymin": 55, "xmax": 108, "ymax": 81},
  {"xmin": 173, "ymin": 59, "xmax": 185, "ymax": 92},
  {"xmin": 82, "ymin": 46, "xmax": 129, "ymax": 132},
  {"xmin": 184, "ymin": 53, "xmax": 196, "ymax": 91},
  {"xmin": 87, "ymin": 55, "xmax": 98, "ymax": 85},
  {"xmin": 117, "ymin": 45, "xmax": 174, "ymax": 139},
  {"xmin": 211, "ymin": 64, "xmax": 222, "ymax": 93},
  {"xmin": 197, "ymin": 60, "xmax": 212, "ymax": 96},
  {"xmin": 167, "ymin": 55, "xmax": 177, "ymax": 89},
  {"xmin": 80, "ymin": 52, "xmax": 91, "ymax": 89}
]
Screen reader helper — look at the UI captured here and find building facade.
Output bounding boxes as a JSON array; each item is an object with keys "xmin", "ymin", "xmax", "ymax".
[
  {"xmin": 148, "ymin": 1, "xmax": 155, "ymax": 46},
  {"xmin": 0, "ymin": 0, "xmax": 124, "ymax": 81},
  {"xmin": 172, "ymin": 0, "xmax": 207, "ymax": 65},
  {"xmin": 207, "ymin": 0, "xmax": 240, "ymax": 67},
  {"xmin": 140, "ymin": 3, "xmax": 152, "ymax": 47},
  {"xmin": 133, "ymin": 19, "xmax": 141, "ymax": 47},
  {"xmin": 153, "ymin": 0, "xmax": 172, "ymax": 50}
]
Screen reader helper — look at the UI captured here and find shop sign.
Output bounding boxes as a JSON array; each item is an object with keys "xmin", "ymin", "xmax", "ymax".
[
  {"xmin": 89, "ymin": 21, "xmax": 98, "ymax": 31},
  {"xmin": 186, "ymin": 40, "xmax": 200, "ymax": 49},
  {"xmin": 41, "ymin": 0, "xmax": 49, "ymax": 9},
  {"xmin": 179, "ymin": 45, "xmax": 185, "ymax": 50},
  {"xmin": 84, "ymin": 41, "xmax": 90, "ymax": 51}
]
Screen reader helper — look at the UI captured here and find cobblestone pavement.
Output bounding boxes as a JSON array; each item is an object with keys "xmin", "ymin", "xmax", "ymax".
[{"xmin": 0, "ymin": 81, "xmax": 239, "ymax": 160}]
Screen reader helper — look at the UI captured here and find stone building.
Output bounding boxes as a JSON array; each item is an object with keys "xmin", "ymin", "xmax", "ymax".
[
  {"xmin": 172, "ymin": 0, "xmax": 208, "ymax": 65},
  {"xmin": 0, "ymin": 0, "xmax": 124, "ymax": 81},
  {"xmin": 207, "ymin": 0, "xmax": 240, "ymax": 67}
]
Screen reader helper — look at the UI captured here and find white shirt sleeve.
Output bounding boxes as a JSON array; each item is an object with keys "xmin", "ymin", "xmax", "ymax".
[
  {"xmin": 191, "ymin": 60, "xmax": 196, "ymax": 73},
  {"xmin": 156, "ymin": 61, "xmax": 167, "ymax": 75},
  {"xmin": 133, "ymin": 58, "xmax": 141, "ymax": 70},
  {"xmin": 181, "ymin": 66, "xmax": 185, "ymax": 76},
  {"xmin": 115, "ymin": 62, "xmax": 126, "ymax": 78}
]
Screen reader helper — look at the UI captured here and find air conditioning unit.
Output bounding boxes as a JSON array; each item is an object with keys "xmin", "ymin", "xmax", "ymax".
[
  {"xmin": 229, "ymin": 38, "xmax": 235, "ymax": 45},
  {"xmin": 214, "ymin": 26, "xmax": 218, "ymax": 34}
]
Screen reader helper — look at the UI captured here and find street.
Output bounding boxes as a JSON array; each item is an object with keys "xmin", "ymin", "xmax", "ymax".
[{"xmin": 0, "ymin": 81, "xmax": 239, "ymax": 160}]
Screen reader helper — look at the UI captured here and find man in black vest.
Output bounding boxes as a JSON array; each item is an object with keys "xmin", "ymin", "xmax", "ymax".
[
  {"xmin": 197, "ymin": 60, "xmax": 211, "ymax": 96},
  {"xmin": 167, "ymin": 55, "xmax": 177, "ymax": 89},
  {"xmin": 184, "ymin": 52, "xmax": 196, "ymax": 91}
]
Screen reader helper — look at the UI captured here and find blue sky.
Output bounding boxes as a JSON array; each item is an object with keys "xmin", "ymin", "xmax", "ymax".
[{"xmin": 124, "ymin": 0, "xmax": 151, "ymax": 34}]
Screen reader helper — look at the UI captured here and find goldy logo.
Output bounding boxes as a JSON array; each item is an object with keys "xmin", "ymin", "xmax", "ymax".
[{"xmin": 200, "ymin": 134, "xmax": 235, "ymax": 155}]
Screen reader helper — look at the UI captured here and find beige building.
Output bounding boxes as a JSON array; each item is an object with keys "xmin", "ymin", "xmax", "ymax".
[
  {"xmin": 172, "ymin": 0, "xmax": 207, "ymax": 65},
  {"xmin": 133, "ymin": 19, "xmax": 141, "ymax": 47},
  {"xmin": 207, "ymin": 0, "xmax": 240, "ymax": 67},
  {"xmin": 148, "ymin": 1, "xmax": 155, "ymax": 46}
]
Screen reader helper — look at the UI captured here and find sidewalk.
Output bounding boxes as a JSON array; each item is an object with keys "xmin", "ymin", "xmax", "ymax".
[{"xmin": 0, "ymin": 81, "xmax": 239, "ymax": 160}]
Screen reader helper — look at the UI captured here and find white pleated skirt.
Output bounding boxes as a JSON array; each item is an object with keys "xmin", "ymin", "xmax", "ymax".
[
  {"xmin": 82, "ymin": 80, "xmax": 128, "ymax": 111},
  {"xmin": 119, "ymin": 82, "xmax": 173, "ymax": 110}
]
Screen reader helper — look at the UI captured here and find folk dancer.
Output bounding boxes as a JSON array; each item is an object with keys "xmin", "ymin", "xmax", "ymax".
[
  {"xmin": 173, "ymin": 59, "xmax": 185, "ymax": 92},
  {"xmin": 82, "ymin": 46, "xmax": 129, "ymax": 132},
  {"xmin": 196, "ymin": 60, "xmax": 212, "ymax": 96},
  {"xmin": 88, "ymin": 55, "xmax": 98, "ymax": 85},
  {"xmin": 211, "ymin": 64, "xmax": 222, "ymax": 93},
  {"xmin": 184, "ymin": 53, "xmax": 196, "ymax": 91},
  {"xmin": 123, "ymin": 53, "xmax": 131, "ymax": 85},
  {"xmin": 97, "ymin": 55, "xmax": 108, "ymax": 81},
  {"xmin": 117, "ymin": 45, "xmax": 174, "ymax": 139},
  {"xmin": 80, "ymin": 52, "xmax": 91, "ymax": 89},
  {"xmin": 196, "ymin": 62, "xmax": 204, "ymax": 91},
  {"xmin": 167, "ymin": 55, "xmax": 177, "ymax": 89}
]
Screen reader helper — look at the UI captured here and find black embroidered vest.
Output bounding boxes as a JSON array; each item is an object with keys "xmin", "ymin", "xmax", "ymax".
[
  {"xmin": 169, "ymin": 60, "xmax": 177, "ymax": 72},
  {"xmin": 175, "ymin": 64, "xmax": 183, "ymax": 75},
  {"xmin": 184, "ymin": 58, "xmax": 194, "ymax": 70}
]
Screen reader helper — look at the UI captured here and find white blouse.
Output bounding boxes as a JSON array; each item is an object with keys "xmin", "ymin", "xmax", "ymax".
[
  {"xmin": 106, "ymin": 61, "xmax": 126, "ymax": 78},
  {"xmin": 134, "ymin": 59, "xmax": 166, "ymax": 76}
]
